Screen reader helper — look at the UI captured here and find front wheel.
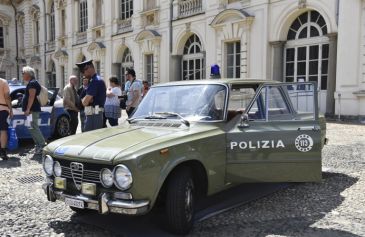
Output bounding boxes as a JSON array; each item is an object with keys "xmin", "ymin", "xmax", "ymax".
[
  {"xmin": 54, "ymin": 115, "xmax": 70, "ymax": 138},
  {"xmin": 165, "ymin": 167, "xmax": 195, "ymax": 235}
]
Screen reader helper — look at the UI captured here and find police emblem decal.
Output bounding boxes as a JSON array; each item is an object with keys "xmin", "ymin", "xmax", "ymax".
[{"xmin": 295, "ymin": 134, "xmax": 314, "ymax": 152}]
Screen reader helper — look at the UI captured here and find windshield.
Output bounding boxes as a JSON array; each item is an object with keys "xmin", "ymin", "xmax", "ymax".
[{"xmin": 132, "ymin": 84, "xmax": 227, "ymax": 121}]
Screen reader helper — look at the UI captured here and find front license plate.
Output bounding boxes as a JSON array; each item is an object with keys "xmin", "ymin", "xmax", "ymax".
[{"xmin": 65, "ymin": 197, "xmax": 84, "ymax": 209}]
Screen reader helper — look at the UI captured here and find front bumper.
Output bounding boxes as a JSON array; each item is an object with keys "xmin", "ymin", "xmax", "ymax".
[{"xmin": 42, "ymin": 182, "xmax": 150, "ymax": 215}]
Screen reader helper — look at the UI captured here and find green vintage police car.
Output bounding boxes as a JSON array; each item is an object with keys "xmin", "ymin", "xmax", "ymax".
[{"xmin": 42, "ymin": 79, "xmax": 326, "ymax": 234}]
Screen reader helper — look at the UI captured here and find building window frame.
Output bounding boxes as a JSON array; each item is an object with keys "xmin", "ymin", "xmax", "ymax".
[
  {"xmin": 34, "ymin": 20, "xmax": 40, "ymax": 44},
  {"xmin": 182, "ymin": 34, "xmax": 205, "ymax": 80},
  {"xmin": 50, "ymin": 2, "xmax": 56, "ymax": 41},
  {"xmin": 60, "ymin": 9, "xmax": 66, "ymax": 36},
  {"xmin": 0, "ymin": 24, "xmax": 4, "ymax": 48},
  {"xmin": 79, "ymin": 0, "xmax": 88, "ymax": 32},
  {"xmin": 120, "ymin": 48, "xmax": 134, "ymax": 86},
  {"xmin": 120, "ymin": 0, "xmax": 133, "ymax": 20},
  {"xmin": 145, "ymin": 54, "xmax": 154, "ymax": 85},
  {"xmin": 48, "ymin": 62, "xmax": 57, "ymax": 88},
  {"xmin": 284, "ymin": 10, "xmax": 329, "ymax": 91},
  {"xmin": 225, "ymin": 41, "xmax": 241, "ymax": 78}
]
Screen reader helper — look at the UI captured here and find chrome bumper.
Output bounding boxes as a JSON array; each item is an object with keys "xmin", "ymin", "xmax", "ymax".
[{"xmin": 42, "ymin": 182, "xmax": 150, "ymax": 215}]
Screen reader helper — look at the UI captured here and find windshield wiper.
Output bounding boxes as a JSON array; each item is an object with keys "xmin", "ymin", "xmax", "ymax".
[
  {"xmin": 127, "ymin": 114, "xmax": 167, "ymax": 124},
  {"xmin": 155, "ymin": 112, "xmax": 190, "ymax": 127}
]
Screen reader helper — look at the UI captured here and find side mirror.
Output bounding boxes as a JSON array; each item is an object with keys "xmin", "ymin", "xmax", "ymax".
[{"xmin": 238, "ymin": 113, "xmax": 250, "ymax": 128}]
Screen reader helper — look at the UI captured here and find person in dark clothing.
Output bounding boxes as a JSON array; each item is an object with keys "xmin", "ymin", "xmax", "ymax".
[
  {"xmin": 22, "ymin": 66, "xmax": 46, "ymax": 155},
  {"xmin": 76, "ymin": 60, "xmax": 106, "ymax": 132},
  {"xmin": 77, "ymin": 77, "xmax": 88, "ymax": 132}
]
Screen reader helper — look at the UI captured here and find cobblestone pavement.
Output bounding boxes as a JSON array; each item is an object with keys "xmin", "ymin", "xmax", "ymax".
[{"xmin": 0, "ymin": 122, "xmax": 364, "ymax": 236}]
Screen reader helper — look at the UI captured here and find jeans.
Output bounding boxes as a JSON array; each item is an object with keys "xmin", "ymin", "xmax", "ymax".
[
  {"xmin": 67, "ymin": 110, "xmax": 79, "ymax": 135},
  {"xmin": 28, "ymin": 112, "xmax": 46, "ymax": 146}
]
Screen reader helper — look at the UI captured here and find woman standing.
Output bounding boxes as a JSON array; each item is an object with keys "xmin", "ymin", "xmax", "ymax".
[{"xmin": 104, "ymin": 76, "xmax": 122, "ymax": 126}]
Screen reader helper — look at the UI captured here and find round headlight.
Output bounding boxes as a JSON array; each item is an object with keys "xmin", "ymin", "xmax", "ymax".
[
  {"xmin": 100, "ymin": 168, "xmax": 113, "ymax": 188},
  {"xmin": 53, "ymin": 161, "xmax": 62, "ymax": 177},
  {"xmin": 113, "ymin": 165, "xmax": 133, "ymax": 190},
  {"xmin": 43, "ymin": 155, "xmax": 54, "ymax": 176}
]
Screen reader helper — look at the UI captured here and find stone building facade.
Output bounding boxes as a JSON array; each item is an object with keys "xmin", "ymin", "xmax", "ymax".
[{"xmin": 0, "ymin": 0, "xmax": 364, "ymax": 118}]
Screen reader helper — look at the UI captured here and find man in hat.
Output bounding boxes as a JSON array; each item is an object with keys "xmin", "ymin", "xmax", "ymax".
[{"xmin": 76, "ymin": 60, "xmax": 106, "ymax": 132}]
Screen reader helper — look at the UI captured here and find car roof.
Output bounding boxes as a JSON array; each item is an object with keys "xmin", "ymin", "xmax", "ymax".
[{"xmin": 152, "ymin": 78, "xmax": 278, "ymax": 87}]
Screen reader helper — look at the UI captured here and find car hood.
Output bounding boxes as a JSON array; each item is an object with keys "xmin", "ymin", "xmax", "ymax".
[{"xmin": 45, "ymin": 122, "xmax": 220, "ymax": 163}]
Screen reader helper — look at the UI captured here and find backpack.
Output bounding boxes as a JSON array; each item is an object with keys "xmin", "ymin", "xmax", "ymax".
[{"xmin": 37, "ymin": 85, "xmax": 49, "ymax": 106}]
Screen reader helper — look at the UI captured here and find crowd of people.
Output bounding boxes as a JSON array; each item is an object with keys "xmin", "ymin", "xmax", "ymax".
[
  {"xmin": 73, "ymin": 60, "xmax": 149, "ymax": 132},
  {"xmin": 0, "ymin": 60, "xmax": 150, "ymax": 160}
]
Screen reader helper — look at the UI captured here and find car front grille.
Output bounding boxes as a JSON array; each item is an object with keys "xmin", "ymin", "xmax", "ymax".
[{"xmin": 61, "ymin": 166, "xmax": 101, "ymax": 184}]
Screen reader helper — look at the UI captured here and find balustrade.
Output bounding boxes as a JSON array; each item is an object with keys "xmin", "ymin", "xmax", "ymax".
[{"xmin": 178, "ymin": 0, "xmax": 203, "ymax": 18}]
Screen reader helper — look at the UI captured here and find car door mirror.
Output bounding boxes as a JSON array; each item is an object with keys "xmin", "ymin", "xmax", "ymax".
[{"xmin": 238, "ymin": 113, "xmax": 250, "ymax": 128}]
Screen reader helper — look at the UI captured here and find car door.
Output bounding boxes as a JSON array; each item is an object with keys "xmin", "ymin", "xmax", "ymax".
[
  {"xmin": 226, "ymin": 82, "xmax": 322, "ymax": 183},
  {"xmin": 10, "ymin": 88, "xmax": 52, "ymax": 139}
]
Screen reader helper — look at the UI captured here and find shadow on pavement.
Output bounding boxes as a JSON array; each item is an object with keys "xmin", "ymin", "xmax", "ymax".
[
  {"xmin": 194, "ymin": 172, "xmax": 359, "ymax": 237},
  {"xmin": 47, "ymin": 172, "xmax": 359, "ymax": 237},
  {"xmin": 0, "ymin": 157, "xmax": 21, "ymax": 168}
]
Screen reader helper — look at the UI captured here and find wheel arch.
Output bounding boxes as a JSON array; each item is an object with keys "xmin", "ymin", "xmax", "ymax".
[{"xmin": 155, "ymin": 160, "xmax": 208, "ymax": 206}]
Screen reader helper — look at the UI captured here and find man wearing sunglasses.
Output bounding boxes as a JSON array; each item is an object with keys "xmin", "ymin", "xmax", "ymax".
[{"xmin": 76, "ymin": 60, "xmax": 106, "ymax": 132}]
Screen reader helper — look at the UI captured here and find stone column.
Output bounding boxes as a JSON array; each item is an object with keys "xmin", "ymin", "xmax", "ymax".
[
  {"xmin": 270, "ymin": 41, "xmax": 285, "ymax": 81},
  {"xmin": 326, "ymin": 33, "xmax": 338, "ymax": 116}
]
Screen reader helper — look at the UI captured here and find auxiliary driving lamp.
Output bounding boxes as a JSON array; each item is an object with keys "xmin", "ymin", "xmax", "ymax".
[
  {"xmin": 81, "ymin": 183, "xmax": 97, "ymax": 196},
  {"xmin": 54, "ymin": 177, "xmax": 66, "ymax": 190}
]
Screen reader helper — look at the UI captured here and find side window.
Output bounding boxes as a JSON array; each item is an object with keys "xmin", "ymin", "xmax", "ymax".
[
  {"xmin": 248, "ymin": 86, "xmax": 291, "ymax": 121},
  {"xmin": 228, "ymin": 86, "xmax": 256, "ymax": 121},
  {"xmin": 285, "ymin": 83, "xmax": 315, "ymax": 120}
]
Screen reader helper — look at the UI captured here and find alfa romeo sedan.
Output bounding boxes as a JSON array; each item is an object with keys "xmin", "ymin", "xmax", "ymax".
[{"xmin": 42, "ymin": 79, "xmax": 326, "ymax": 234}]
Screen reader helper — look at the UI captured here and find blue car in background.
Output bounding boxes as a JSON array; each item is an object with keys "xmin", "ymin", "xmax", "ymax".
[{"xmin": 9, "ymin": 83, "xmax": 71, "ymax": 139}]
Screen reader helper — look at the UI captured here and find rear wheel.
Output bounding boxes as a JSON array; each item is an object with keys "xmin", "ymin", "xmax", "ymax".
[
  {"xmin": 165, "ymin": 167, "xmax": 195, "ymax": 235},
  {"xmin": 55, "ymin": 115, "xmax": 70, "ymax": 138}
]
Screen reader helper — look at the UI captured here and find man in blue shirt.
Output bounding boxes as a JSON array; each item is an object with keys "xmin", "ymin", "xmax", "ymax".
[
  {"xmin": 22, "ymin": 66, "xmax": 46, "ymax": 155},
  {"xmin": 76, "ymin": 60, "xmax": 106, "ymax": 132}
]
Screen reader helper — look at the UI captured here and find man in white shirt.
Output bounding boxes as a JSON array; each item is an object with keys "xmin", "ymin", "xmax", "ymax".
[{"xmin": 125, "ymin": 68, "xmax": 142, "ymax": 117}]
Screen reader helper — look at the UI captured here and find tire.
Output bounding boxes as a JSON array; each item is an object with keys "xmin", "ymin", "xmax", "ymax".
[
  {"xmin": 165, "ymin": 167, "xmax": 195, "ymax": 235},
  {"xmin": 54, "ymin": 115, "xmax": 70, "ymax": 138}
]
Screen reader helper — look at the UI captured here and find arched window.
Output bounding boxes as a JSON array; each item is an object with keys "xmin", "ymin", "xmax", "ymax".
[
  {"xmin": 50, "ymin": 1, "xmax": 55, "ymax": 41},
  {"xmin": 287, "ymin": 11, "xmax": 327, "ymax": 40},
  {"xmin": 182, "ymin": 34, "xmax": 204, "ymax": 80},
  {"xmin": 285, "ymin": 10, "xmax": 329, "ymax": 91},
  {"xmin": 120, "ymin": 48, "xmax": 134, "ymax": 86}
]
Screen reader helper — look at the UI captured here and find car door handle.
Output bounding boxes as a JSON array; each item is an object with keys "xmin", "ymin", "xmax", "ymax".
[{"xmin": 298, "ymin": 126, "xmax": 320, "ymax": 132}]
